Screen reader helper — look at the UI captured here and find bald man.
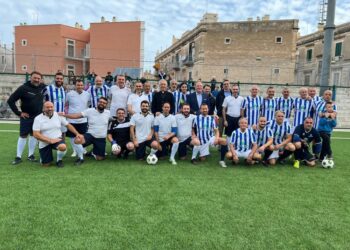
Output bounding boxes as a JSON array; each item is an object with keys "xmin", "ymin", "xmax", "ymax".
[
  {"xmin": 33, "ymin": 102, "xmax": 83, "ymax": 167},
  {"xmin": 87, "ymin": 76, "xmax": 110, "ymax": 109}
]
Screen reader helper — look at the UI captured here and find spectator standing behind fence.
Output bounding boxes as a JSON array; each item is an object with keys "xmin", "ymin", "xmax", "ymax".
[
  {"xmin": 104, "ymin": 72, "xmax": 114, "ymax": 87},
  {"xmin": 109, "ymin": 75, "xmax": 131, "ymax": 117},
  {"xmin": 8, "ymin": 71, "xmax": 46, "ymax": 165}
]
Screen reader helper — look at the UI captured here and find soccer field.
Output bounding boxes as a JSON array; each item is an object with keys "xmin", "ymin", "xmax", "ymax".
[{"xmin": 1, "ymin": 124, "xmax": 350, "ymax": 249}]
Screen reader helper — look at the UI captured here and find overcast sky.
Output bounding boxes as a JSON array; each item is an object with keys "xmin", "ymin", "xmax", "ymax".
[{"xmin": 0, "ymin": 0, "xmax": 349, "ymax": 70}]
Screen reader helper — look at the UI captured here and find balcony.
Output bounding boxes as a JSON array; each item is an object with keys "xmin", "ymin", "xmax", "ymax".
[
  {"xmin": 183, "ymin": 55, "xmax": 194, "ymax": 67},
  {"xmin": 65, "ymin": 44, "xmax": 90, "ymax": 61},
  {"xmin": 172, "ymin": 61, "xmax": 181, "ymax": 71}
]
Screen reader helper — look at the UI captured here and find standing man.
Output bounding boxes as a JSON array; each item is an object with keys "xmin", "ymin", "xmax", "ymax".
[
  {"xmin": 175, "ymin": 103, "xmax": 199, "ymax": 160},
  {"xmin": 203, "ymin": 84, "xmax": 216, "ymax": 116},
  {"xmin": 142, "ymin": 80, "xmax": 153, "ymax": 105},
  {"xmin": 292, "ymin": 87, "xmax": 313, "ymax": 129},
  {"xmin": 154, "ymin": 102, "xmax": 179, "ymax": 165},
  {"xmin": 107, "ymin": 108, "xmax": 135, "ymax": 159},
  {"xmin": 241, "ymin": 85, "xmax": 264, "ymax": 127},
  {"xmin": 127, "ymin": 82, "xmax": 147, "ymax": 116},
  {"xmin": 216, "ymin": 79, "xmax": 232, "ymax": 136},
  {"xmin": 87, "ymin": 76, "xmax": 109, "ymax": 109},
  {"xmin": 63, "ymin": 97, "xmax": 111, "ymax": 161},
  {"xmin": 104, "ymin": 72, "xmax": 114, "ymax": 87},
  {"xmin": 109, "ymin": 75, "xmax": 130, "ymax": 117},
  {"xmin": 33, "ymin": 101, "xmax": 83, "ymax": 167},
  {"xmin": 65, "ymin": 79, "xmax": 90, "ymax": 159},
  {"xmin": 276, "ymin": 87, "xmax": 294, "ymax": 122},
  {"xmin": 173, "ymin": 82, "xmax": 188, "ymax": 114},
  {"xmin": 169, "ymin": 79, "xmax": 178, "ymax": 94},
  {"xmin": 261, "ymin": 87, "xmax": 277, "ymax": 122},
  {"xmin": 8, "ymin": 71, "xmax": 46, "ymax": 165},
  {"xmin": 151, "ymin": 79, "xmax": 175, "ymax": 115},
  {"xmin": 44, "ymin": 72, "xmax": 66, "ymax": 113},
  {"xmin": 222, "ymin": 84, "xmax": 243, "ymax": 142},
  {"xmin": 191, "ymin": 103, "xmax": 228, "ymax": 167},
  {"xmin": 130, "ymin": 100, "xmax": 159, "ymax": 160},
  {"xmin": 187, "ymin": 80, "xmax": 209, "ymax": 115},
  {"xmin": 313, "ymin": 90, "xmax": 337, "ymax": 129},
  {"xmin": 292, "ymin": 117, "xmax": 322, "ymax": 168},
  {"xmin": 308, "ymin": 87, "xmax": 322, "ymax": 102}
]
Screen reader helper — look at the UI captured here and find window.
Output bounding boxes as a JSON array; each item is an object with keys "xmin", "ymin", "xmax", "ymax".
[
  {"xmin": 1, "ymin": 56, "xmax": 5, "ymax": 64},
  {"xmin": 275, "ymin": 36, "xmax": 283, "ymax": 43},
  {"xmin": 306, "ymin": 49, "xmax": 313, "ymax": 62},
  {"xmin": 224, "ymin": 68, "xmax": 229, "ymax": 74},
  {"xmin": 273, "ymin": 68, "xmax": 280, "ymax": 74},
  {"xmin": 224, "ymin": 38, "xmax": 231, "ymax": 44},
  {"xmin": 332, "ymin": 70, "xmax": 341, "ymax": 85},
  {"xmin": 188, "ymin": 71, "xmax": 192, "ymax": 80},
  {"xmin": 66, "ymin": 39, "xmax": 75, "ymax": 57},
  {"xmin": 335, "ymin": 42, "xmax": 342, "ymax": 57},
  {"xmin": 21, "ymin": 39, "xmax": 27, "ymax": 46},
  {"xmin": 21, "ymin": 65, "xmax": 27, "ymax": 71},
  {"xmin": 304, "ymin": 74, "xmax": 311, "ymax": 86},
  {"xmin": 66, "ymin": 64, "xmax": 75, "ymax": 76}
]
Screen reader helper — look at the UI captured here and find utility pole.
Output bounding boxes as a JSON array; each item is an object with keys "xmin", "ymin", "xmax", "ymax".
[{"xmin": 319, "ymin": 0, "xmax": 336, "ymax": 95}]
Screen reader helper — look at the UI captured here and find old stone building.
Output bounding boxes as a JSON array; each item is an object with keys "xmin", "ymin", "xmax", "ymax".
[
  {"xmin": 296, "ymin": 22, "xmax": 350, "ymax": 87},
  {"xmin": 155, "ymin": 13, "xmax": 299, "ymax": 83}
]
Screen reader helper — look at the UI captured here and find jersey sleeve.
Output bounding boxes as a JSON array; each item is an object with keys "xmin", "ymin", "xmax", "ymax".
[
  {"xmin": 32, "ymin": 116, "xmax": 41, "ymax": 131},
  {"xmin": 81, "ymin": 108, "xmax": 91, "ymax": 118},
  {"xmin": 250, "ymin": 130, "xmax": 257, "ymax": 144},
  {"xmin": 154, "ymin": 116, "xmax": 160, "ymax": 126},
  {"xmin": 241, "ymin": 98, "xmax": 247, "ymax": 109},
  {"xmin": 268, "ymin": 128, "xmax": 273, "ymax": 138},
  {"xmin": 130, "ymin": 115, "xmax": 136, "ymax": 126},
  {"xmin": 230, "ymin": 130, "xmax": 236, "ymax": 145},
  {"xmin": 59, "ymin": 115, "xmax": 69, "ymax": 127},
  {"xmin": 171, "ymin": 116, "xmax": 177, "ymax": 128},
  {"xmin": 222, "ymin": 97, "xmax": 228, "ymax": 108}
]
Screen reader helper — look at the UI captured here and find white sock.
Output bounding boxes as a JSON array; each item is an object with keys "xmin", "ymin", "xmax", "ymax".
[
  {"xmin": 17, "ymin": 137, "xmax": 27, "ymax": 158},
  {"xmin": 69, "ymin": 138, "xmax": 77, "ymax": 153},
  {"xmin": 170, "ymin": 142, "xmax": 179, "ymax": 160},
  {"xmin": 192, "ymin": 145, "xmax": 201, "ymax": 160},
  {"xmin": 74, "ymin": 144, "xmax": 84, "ymax": 160},
  {"xmin": 150, "ymin": 148, "xmax": 158, "ymax": 155},
  {"xmin": 28, "ymin": 136, "xmax": 37, "ymax": 156},
  {"xmin": 57, "ymin": 150, "xmax": 66, "ymax": 161}
]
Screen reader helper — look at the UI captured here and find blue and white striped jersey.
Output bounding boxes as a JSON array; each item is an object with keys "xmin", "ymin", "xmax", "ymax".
[
  {"xmin": 254, "ymin": 126, "xmax": 273, "ymax": 147},
  {"xmin": 44, "ymin": 84, "xmax": 66, "ymax": 112},
  {"xmin": 276, "ymin": 97, "xmax": 294, "ymax": 119},
  {"xmin": 241, "ymin": 96, "xmax": 264, "ymax": 126},
  {"xmin": 268, "ymin": 119, "xmax": 291, "ymax": 145},
  {"xmin": 193, "ymin": 114, "xmax": 217, "ymax": 145},
  {"xmin": 87, "ymin": 85, "xmax": 109, "ymax": 108},
  {"xmin": 292, "ymin": 97, "xmax": 313, "ymax": 127},
  {"xmin": 230, "ymin": 128, "xmax": 256, "ymax": 152},
  {"xmin": 261, "ymin": 98, "xmax": 277, "ymax": 122},
  {"xmin": 313, "ymin": 100, "xmax": 338, "ymax": 128},
  {"xmin": 173, "ymin": 91, "xmax": 187, "ymax": 114}
]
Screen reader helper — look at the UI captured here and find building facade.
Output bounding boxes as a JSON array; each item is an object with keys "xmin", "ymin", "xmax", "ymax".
[
  {"xmin": 155, "ymin": 13, "xmax": 299, "ymax": 84},
  {"xmin": 0, "ymin": 43, "xmax": 14, "ymax": 73},
  {"xmin": 296, "ymin": 22, "xmax": 350, "ymax": 87},
  {"xmin": 14, "ymin": 19, "xmax": 144, "ymax": 77}
]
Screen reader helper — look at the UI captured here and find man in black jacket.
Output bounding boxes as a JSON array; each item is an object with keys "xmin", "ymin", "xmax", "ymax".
[
  {"xmin": 187, "ymin": 80, "xmax": 209, "ymax": 115},
  {"xmin": 203, "ymin": 84, "xmax": 216, "ymax": 116},
  {"xmin": 215, "ymin": 79, "xmax": 232, "ymax": 136},
  {"xmin": 151, "ymin": 79, "xmax": 175, "ymax": 115},
  {"xmin": 8, "ymin": 71, "xmax": 46, "ymax": 165}
]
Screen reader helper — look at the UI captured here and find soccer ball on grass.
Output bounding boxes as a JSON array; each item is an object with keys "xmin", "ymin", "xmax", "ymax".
[{"xmin": 146, "ymin": 154, "xmax": 158, "ymax": 165}]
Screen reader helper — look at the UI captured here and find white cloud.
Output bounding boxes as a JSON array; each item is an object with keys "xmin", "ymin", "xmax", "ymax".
[{"xmin": 0, "ymin": 0, "xmax": 349, "ymax": 70}]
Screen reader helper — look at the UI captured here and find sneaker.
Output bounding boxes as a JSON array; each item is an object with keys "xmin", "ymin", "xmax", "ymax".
[
  {"xmin": 74, "ymin": 159, "xmax": 84, "ymax": 166},
  {"xmin": 27, "ymin": 155, "xmax": 38, "ymax": 162},
  {"xmin": 191, "ymin": 159, "xmax": 198, "ymax": 165},
  {"xmin": 71, "ymin": 151, "xmax": 77, "ymax": 157},
  {"xmin": 278, "ymin": 159, "xmax": 286, "ymax": 165},
  {"xmin": 169, "ymin": 158, "xmax": 177, "ymax": 165},
  {"xmin": 83, "ymin": 148, "xmax": 87, "ymax": 154},
  {"xmin": 85, "ymin": 151, "xmax": 93, "ymax": 157},
  {"xmin": 293, "ymin": 160, "xmax": 300, "ymax": 169},
  {"xmin": 12, "ymin": 157, "xmax": 22, "ymax": 165},
  {"xmin": 261, "ymin": 161, "xmax": 269, "ymax": 167},
  {"xmin": 56, "ymin": 160, "xmax": 64, "ymax": 168},
  {"xmin": 219, "ymin": 161, "xmax": 227, "ymax": 168}
]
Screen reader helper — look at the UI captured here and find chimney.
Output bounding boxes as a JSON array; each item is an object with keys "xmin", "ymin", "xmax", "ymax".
[
  {"xmin": 80, "ymin": 24, "xmax": 83, "ymax": 29},
  {"xmin": 247, "ymin": 17, "xmax": 253, "ymax": 21},
  {"xmin": 101, "ymin": 16, "xmax": 105, "ymax": 22},
  {"xmin": 112, "ymin": 16, "xmax": 117, "ymax": 22},
  {"xmin": 262, "ymin": 15, "xmax": 270, "ymax": 21},
  {"xmin": 256, "ymin": 16, "xmax": 260, "ymax": 21},
  {"xmin": 317, "ymin": 23, "xmax": 324, "ymax": 32},
  {"xmin": 75, "ymin": 22, "xmax": 80, "ymax": 28}
]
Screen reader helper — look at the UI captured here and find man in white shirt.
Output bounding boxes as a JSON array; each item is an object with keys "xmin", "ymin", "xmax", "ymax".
[
  {"xmin": 222, "ymin": 84, "xmax": 244, "ymax": 142},
  {"xmin": 64, "ymin": 97, "xmax": 110, "ymax": 161},
  {"xmin": 33, "ymin": 101, "xmax": 82, "ymax": 167},
  {"xmin": 109, "ymin": 75, "xmax": 131, "ymax": 117},
  {"xmin": 130, "ymin": 100, "xmax": 159, "ymax": 160},
  {"xmin": 127, "ymin": 82, "xmax": 147, "ymax": 116},
  {"xmin": 154, "ymin": 102, "xmax": 179, "ymax": 165},
  {"xmin": 175, "ymin": 103, "xmax": 199, "ymax": 160},
  {"xmin": 65, "ymin": 79, "xmax": 90, "ymax": 160}
]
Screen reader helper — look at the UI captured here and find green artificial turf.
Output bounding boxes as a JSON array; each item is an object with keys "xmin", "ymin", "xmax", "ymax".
[{"xmin": 0, "ymin": 124, "xmax": 349, "ymax": 249}]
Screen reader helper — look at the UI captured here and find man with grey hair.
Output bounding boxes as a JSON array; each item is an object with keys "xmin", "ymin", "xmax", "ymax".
[
  {"xmin": 292, "ymin": 87, "xmax": 313, "ymax": 129},
  {"xmin": 151, "ymin": 79, "xmax": 175, "ymax": 115},
  {"xmin": 187, "ymin": 80, "xmax": 209, "ymax": 115},
  {"xmin": 87, "ymin": 75, "xmax": 109, "ymax": 109}
]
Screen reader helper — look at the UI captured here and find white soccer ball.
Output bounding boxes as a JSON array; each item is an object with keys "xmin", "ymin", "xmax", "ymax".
[
  {"xmin": 321, "ymin": 159, "xmax": 335, "ymax": 169},
  {"xmin": 146, "ymin": 154, "xmax": 158, "ymax": 165},
  {"xmin": 111, "ymin": 144, "xmax": 121, "ymax": 155}
]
